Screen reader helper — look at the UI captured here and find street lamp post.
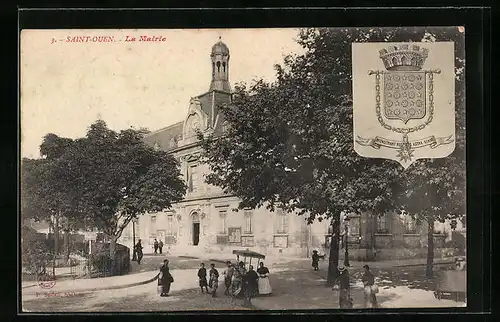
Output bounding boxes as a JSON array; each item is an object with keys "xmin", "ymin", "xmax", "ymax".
[
  {"xmin": 344, "ymin": 215, "xmax": 350, "ymax": 267},
  {"xmin": 132, "ymin": 218, "xmax": 137, "ymax": 261}
]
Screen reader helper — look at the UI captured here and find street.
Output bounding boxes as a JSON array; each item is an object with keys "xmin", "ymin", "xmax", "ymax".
[{"xmin": 22, "ymin": 255, "xmax": 465, "ymax": 312}]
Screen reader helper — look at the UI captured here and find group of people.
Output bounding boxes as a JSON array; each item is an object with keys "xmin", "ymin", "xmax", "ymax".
[
  {"xmin": 336, "ymin": 264, "xmax": 379, "ymax": 308},
  {"xmin": 153, "ymin": 239, "xmax": 164, "ymax": 254},
  {"xmin": 312, "ymin": 250, "xmax": 379, "ymax": 308},
  {"xmin": 156, "ymin": 258, "xmax": 272, "ymax": 303},
  {"xmin": 197, "ymin": 261, "xmax": 272, "ymax": 305}
]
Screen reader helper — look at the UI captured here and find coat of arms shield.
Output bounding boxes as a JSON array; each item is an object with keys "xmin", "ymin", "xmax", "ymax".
[
  {"xmin": 352, "ymin": 42, "xmax": 456, "ymax": 169},
  {"xmin": 383, "ymin": 71, "xmax": 426, "ymax": 123}
]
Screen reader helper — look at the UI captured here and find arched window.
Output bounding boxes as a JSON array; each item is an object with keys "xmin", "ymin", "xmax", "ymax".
[
  {"xmin": 401, "ymin": 56, "xmax": 408, "ymax": 65},
  {"xmin": 392, "ymin": 57, "xmax": 398, "ymax": 66},
  {"xmin": 222, "ymin": 62, "xmax": 226, "ymax": 73},
  {"xmin": 212, "ymin": 62, "xmax": 215, "ymax": 76},
  {"xmin": 217, "ymin": 61, "xmax": 221, "ymax": 73}
]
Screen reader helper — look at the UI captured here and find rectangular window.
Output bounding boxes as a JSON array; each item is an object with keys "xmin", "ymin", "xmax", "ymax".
[
  {"xmin": 150, "ymin": 215, "xmax": 156, "ymax": 233},
  {"xmin": 404, "ymin": 217, "xmax": 417, "ymax": 234},
  {"xmin": 190, "ymin": 165, "xmax": 200, "ymax": 192},
  {"xmin": 219, "ymin": 210, "xmax": 227, "ymax": 234},
  {"xmin": 348, "ymin": 216, "xmax": 360, "ymax": 236},
  {"xmin": 167, "ymin": 215, "xmax": 173, "ymax": 235},
  {"xmin": 244, "ymin": 211, "xmax": 253, "ymax": 234},
  {"xmin": 276, "ymin": 209, "xmax": 288, "ymax": 234},
  {"xmin": 228, "ymin": 227, "xmax": 242, "ymax": 244},
  {"xmin": 376, "ymin": 214, "xmax": 389, "ymax": 233}
]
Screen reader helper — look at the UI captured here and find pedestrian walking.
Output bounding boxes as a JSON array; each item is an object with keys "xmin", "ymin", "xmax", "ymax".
[
  {"xmin": 158, "ymin": 240, "xmax": 164, "ymax": 254},
  {"xmin": 158, "ymin": 259, "xmax": 174, "ymax": 297},
  {"xmin": 209, "ymin": 263, "xmax": 219, "ymax": 298},
  {"xmin": 153, "ymin": 239, "xmax": 159, "ymax": 254},
  {"xmin": 135, "ymin": 239, "xmax": 143, "ymax": 265},
  {"xmin": 223, "ymin": 261, "xmax": 234, "ymax": 296},
  {"xmin": 362, "ymin": 264, "xmax": 378, "ymax": 308},
  {"xmin": 336, "ymin": 266, "xmax": 353, "ymax": 309},
  {"xmin": 257, "ymin": 262, "xmax": 272, "ymax": 295},
  {"xmin": 197, "ymin": 263, "xmax": 209, "ymax": 294},
  {"xmin": 312, "ymin": 250, "xmax": 320, "ymax": 271},
  {"xmin": 243, "ymin": 265, "xmax": 259, "ymax": 307}
]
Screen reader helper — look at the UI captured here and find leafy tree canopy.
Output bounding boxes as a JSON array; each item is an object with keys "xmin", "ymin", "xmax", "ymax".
[{"xmin": 22, "ymin": 120, "xmax": 187, "ymax": 255}]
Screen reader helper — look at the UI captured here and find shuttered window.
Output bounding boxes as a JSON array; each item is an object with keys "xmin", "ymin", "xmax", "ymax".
[
  {"xmin": 244, "ymin": 211, "xmax": 253, "ymax": 234},
  {"xmin": 219, "ymin": 210, "xmax": 227, "ymax": 234},
  {"xmin": 276, "ymin": 209, "xmax": 288, "ymax": 234},
  {"xmin": 167, "ymin": 215, "xmax": 173, "ymax": 235}
]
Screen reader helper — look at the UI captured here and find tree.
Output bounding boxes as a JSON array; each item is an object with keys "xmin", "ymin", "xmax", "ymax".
[
  {"xmin": 199, "ymin": 28, "xmax": 411, "ymax": 285},
  {"xmin": 199, "ymin": 26, "xmax": 465, "ymax": 284},
  {"xmin": 22, "ymin": 134, "xmax": 87, "ymax": 263},
  {"xmin": 60, "ymin": 120, "xmax": 187, "ymax": 261},
  {"xmin": 394, "ymin": 27, "xmax": 466, "ymax": 278}
]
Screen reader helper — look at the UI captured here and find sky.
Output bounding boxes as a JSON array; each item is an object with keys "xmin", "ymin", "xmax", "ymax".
[{"xmin": 20, "ymin": 28, "xmax": 304, "ymax": 159}]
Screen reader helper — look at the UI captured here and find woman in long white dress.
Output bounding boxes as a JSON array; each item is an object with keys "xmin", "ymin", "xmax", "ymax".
[{"xmin": 257, "ymin": 262, "xmax": 272, "ymax": 295}]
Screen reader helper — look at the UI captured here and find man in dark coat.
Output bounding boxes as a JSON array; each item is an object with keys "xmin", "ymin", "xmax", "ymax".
[
  {"xmin": 158, "ymin": 240, "xmax": 164, "ymax": 254},
  {"xmin": 362, "ymin": 264, "xmax": 378, "ymax": 308},
  {"xmin": 153, "ymin": 239, "xmax": 159, "ymax": 254},
  {"xmin": 158, "ymin": 259, "xmax": 173, "ymax": 297},
  {"xmin": 337, "ymin": 266, "xmax": 352, "ymax": 308},
  {"xmin": 243, "ymin": 265, "xmax": 259, "ymax": 307},
  {"xmin": 312, "ymin": 250, "xmax": 320, "ymax": 271},
  {"xmin": 135, "ymin": 239, "xmax": 143, "ymax": 264},
  {"xmin": 197, "ymin": 263, "xmax": 209, "ymax": 293}
]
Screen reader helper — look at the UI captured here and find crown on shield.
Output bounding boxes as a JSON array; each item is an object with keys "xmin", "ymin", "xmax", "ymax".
[{"xmin": 379, "ymin": 45, "xmax": 429, "ymax": 71}]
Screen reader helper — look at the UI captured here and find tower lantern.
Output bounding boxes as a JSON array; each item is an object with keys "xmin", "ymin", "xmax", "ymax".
[{"xmin": 209, "ymin": 37, "xmax": 231, "ymax": 92}]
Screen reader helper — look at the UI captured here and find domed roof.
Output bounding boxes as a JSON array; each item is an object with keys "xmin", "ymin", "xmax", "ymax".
[{"xmin": 211, "ymin": 39, "xmax": 229, "ymax": 55}]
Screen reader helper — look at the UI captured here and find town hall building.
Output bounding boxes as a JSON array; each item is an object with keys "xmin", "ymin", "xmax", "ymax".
[{"xmin": 117, "ymin": 40, "xmax": 460, "ymax": 261}]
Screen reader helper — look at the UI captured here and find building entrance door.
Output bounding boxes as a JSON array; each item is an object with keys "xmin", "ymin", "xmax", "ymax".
[{"xmin": 193, "ymin": 223, "xmax": 200, "ymax": 246}]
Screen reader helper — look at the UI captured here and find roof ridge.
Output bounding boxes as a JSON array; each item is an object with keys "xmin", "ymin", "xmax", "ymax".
[{"xmin": 144, "ymin": 121, "xmax": 184, "ymax": 137}]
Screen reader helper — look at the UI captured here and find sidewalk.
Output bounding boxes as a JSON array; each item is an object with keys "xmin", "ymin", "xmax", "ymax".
[{"xmin": 22, "ymin": 270, "xmax": 158, "ymax": 296}]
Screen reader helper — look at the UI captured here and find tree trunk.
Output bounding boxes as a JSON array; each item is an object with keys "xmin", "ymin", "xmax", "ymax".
[
  {"xmin": 109, "ymin": 235, "xmax": 118, "ymax": 275},
  {"xmin": 54, "ymin": 215, "xmax": 59, "ymax": 256},
  {"xmin": 326, "ymin": 212, "xmax": 341, "ymax": 286},
  {"xmin": 63, "ymin": 230, "xmax": 70, "ymax": 264},
  {"xmin": 63, "ymin": 218, "xmax": 70, "ymax": 263},
  {"xmin": 426, "ymin": 219, "xmax": 434, "ymax": 278}
]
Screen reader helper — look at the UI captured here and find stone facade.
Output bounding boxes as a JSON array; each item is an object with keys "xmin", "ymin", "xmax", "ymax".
[{"xmin": 117, "ymin": 40, "xmax": 458, "ymax": 261}]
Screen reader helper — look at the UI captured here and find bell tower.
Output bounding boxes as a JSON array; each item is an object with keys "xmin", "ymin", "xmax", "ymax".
[{"xmin": 209, "ymin": 37, "xmax": 231, "ymax": 92}]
